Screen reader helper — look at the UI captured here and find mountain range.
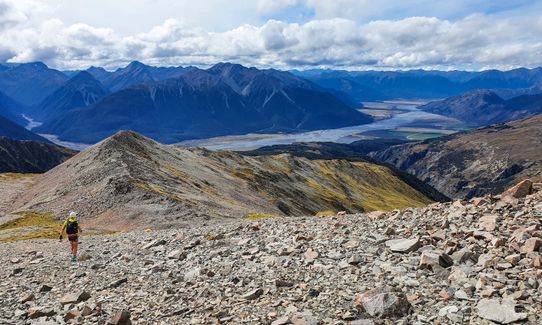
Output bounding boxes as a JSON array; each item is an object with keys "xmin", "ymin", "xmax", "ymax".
[
  {"xmin": 1, "ymin": 60, "xmax": 542, "ymax": 147},
  {"xmin": 36, "ymin": 63, "xmax": 372, "ymax": 143},
  {"xmin": 28, "ymin": 71, "xmax": 109, "ymax": 124},
  {"xmin": 419, "ymin": 89, "xmax": 542, "ymax": 126},
  {"xmin": 295, "ymin": 67, "xmax": 542, "ymax": 101},
  {"xmin": 0, "ymin": 62, "xmax": 68, "ymax": 106}
]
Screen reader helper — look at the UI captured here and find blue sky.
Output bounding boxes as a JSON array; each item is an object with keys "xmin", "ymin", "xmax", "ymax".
[{"xmin": 0, "ymin": 0, "xmax": 541, "ymax": 70}]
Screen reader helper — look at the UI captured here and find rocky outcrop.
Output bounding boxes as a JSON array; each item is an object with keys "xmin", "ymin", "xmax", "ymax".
[{"xmin": 371, "ymin": 113, "xmax": 542, "ymax": 199}]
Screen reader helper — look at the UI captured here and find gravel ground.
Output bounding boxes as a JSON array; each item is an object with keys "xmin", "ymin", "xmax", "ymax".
[{"xmin": 1, "ymin": 188, "xmax": 541, "ymax": 324}]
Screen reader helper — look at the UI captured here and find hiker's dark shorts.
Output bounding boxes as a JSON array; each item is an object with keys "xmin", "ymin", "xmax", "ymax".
[{"xmin": 68, "ymin": 235, "xmax": 78, "ymax": 242}]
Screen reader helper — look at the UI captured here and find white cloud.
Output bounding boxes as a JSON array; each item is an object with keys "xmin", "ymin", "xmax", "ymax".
[
  {"xmin": 257, "ymin": 0, "xmax": 300, "ymax": 15},
  {"xmin": 0, "ymin": 0, "xmax": 541, "ymax": 70}
]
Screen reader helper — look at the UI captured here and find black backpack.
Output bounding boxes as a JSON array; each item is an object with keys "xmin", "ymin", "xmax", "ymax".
[{"xmin": 66, "ymin": 219, "xmax": 78, "ymax": 235}]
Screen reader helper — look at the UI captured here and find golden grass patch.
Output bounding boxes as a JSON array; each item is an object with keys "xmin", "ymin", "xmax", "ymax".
[
  {"xmin": 243, "ymin": 213, "xmax": 281, "ymax": 220},
  {"xmin": 0, "ymin": 173, "xmax": 40, "ymax": 181}
]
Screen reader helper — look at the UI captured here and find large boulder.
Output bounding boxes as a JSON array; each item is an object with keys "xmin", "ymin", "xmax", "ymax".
[
  {"xmin": 354, "ymin": 287, "xmax": 411, "ymax": 318},
  {"xmin": 501, "ymin": 179, "xmax": 533, "ymax": 199},
  {"xmin": 419, "ymin": 250, "xmax": 454, "ymax": 270}
]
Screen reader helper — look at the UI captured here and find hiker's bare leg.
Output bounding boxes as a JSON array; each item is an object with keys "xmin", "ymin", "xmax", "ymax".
[{"xmin": 70, "ymin": 241, "xmax": 77, "ymax": 256}]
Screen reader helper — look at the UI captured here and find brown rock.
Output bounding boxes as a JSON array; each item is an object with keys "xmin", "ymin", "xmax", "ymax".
[
  {"xmin": 520, "ymin": 238, "xmax": 542, "ymax": 253},
  {"xmin": 439, "ymin": 289, "xmax": 454, "ymax": 301},
  {"xmin": 28, "ymin": 307, "xmax": 55, "ymax": 319},
  {"xmin": 354, "ymin": 287, "xmax": 411, "ymax": 318},
  {"xmin": 478, "ymin": 215, "xmax": 498, "ymax": 231},
  {"xmin": 472, "ymin": 197, "xmax": 488, "ymax": 206},
  {"xmin": 108, "ymin": 310, "xmax": 132, "ymax": 325},
  {"xmin": 78, "ymin": 254, "xmax": 92, "ymax": 261},
  {"xmin": 64, "ymin": 310, "xmax": 81, "ymax": 322},
  {"xmin": 20, "ymin": 293, "xmax": 35, "ymax": 303},
  {"xmin": 534, "ymin": 256, "xmax": 541, "ymax": 269},
  {"xmin": 504, "ymin": 254, "xmax": 521, "ymax": 265},
  {"xmin": 60, "ymin": 291, "xmax": 91, "ymax": 305},
  {"xmin": 81, "ymin": 305, "xmax": 93, "ymax": 316},
  {"xmin": 304, "ymin": 248, "xmax": 319, "ymax": 260},
  {"xmin": 501, "ymin": 179, "xmax": 533, "ymax": 199},
  {"xmin": 419, "ymin": 250, "xmax": 454, "ymax": 270}
]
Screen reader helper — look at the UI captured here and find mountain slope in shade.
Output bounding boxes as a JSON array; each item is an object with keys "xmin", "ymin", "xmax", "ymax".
[
  {"xmin": 371, "ymin": 113, "xmax": 542, "ymax": 199},
  {"xmin": 297, "ymin": 67, "xmax": 542, "ymax": 101},
  {"xmin": 0, "ymin": 115, "xmax": 51, "ymax": 143},
  {"xmin": 30, "ymin": 71, "xmax": 109, "ymax": 123},
  {"xmin": 101, "ymin": 61, "xmax": 191, "ymax": 92},
  {"xmin": 0, "ymin": 62, "xmax": 68, "ymax": 106},
  {"xmin": 11, "ymin": 131, "xmax": 433, "ymax": 229},
  {"xmin": 40, "ymin": 63, "xmax": 373, "ymax": 144},
  {"xmin": 420, "ymin": 90, "xmax": 542, "ymax": 126},
  {"xmin": 0, "ymin": 137, "xmax": 76, "ymax": 173},
  {"xmin": 0, "ymin": 91, "xmax": 26, "ymax": 126}
]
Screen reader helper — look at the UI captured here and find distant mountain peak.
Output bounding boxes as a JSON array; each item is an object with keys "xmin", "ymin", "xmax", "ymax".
[
  {"xmin": 68, "ymin": 70, "xmax": 100, "ymax": 84},
  {"xmin": 454, "ymin": 89, "xmax": 505, "ymax": 104},
  {"xmin": 21, "ymin": 61, "xmax": 49, "ymax": 70},
  {"xmin": 126, "ymin": 60, "xmax": 149, "ymax": 70}
]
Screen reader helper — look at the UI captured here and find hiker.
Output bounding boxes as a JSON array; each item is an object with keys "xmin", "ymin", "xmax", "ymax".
[{"xmin": 59, "ymin": 212, "xmax": 82, "ymax": 262}]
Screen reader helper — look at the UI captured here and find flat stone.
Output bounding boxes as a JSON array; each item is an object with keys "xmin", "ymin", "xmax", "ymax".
[
  {"xmin": 348, "ymin": 254, "xmax": 363, "ymax": 265},
  {"xmin": 385, "ymin": 237, "xmax": 421, "ymax": 253},
  {"xmin": 290, "ymin": 312, "xmax": 319, "ymax": 325},
  {"xmin": 477, "ymin": 299, "xmax": 528, "ymax": 324},
  {"xmin": 142, "ymin": 239, "xmax": 166, "ymax": 249},
  {"xmin": 28, "ymin": 307, "xmax": 55, "ymax": 319},
  {"xmin": 167, "ymin": 249, "xmax": 186, "ymax": 260},
  {"xmin": 109, "ymin": 278, "xmax": 128, "ymax": 289},
  {"xmin": 241, "ymin": 288, "xmax": 263, "ymax": 300},
  {"xmin": 478, "ymin": 214, "xmax": 498, "ymax": 231},
  {"xmin": 60, "ymin": 291, "xmax": 91, "ymax": 305}
]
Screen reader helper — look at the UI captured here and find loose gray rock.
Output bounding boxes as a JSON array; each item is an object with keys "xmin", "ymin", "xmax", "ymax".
[
  {"xmin": 477, "ymin": 298, "xmax": 528, "ymax": 324},
  {"xmin": 385, "ymin": 237, "xmax": 421, "ymax": 253}
]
